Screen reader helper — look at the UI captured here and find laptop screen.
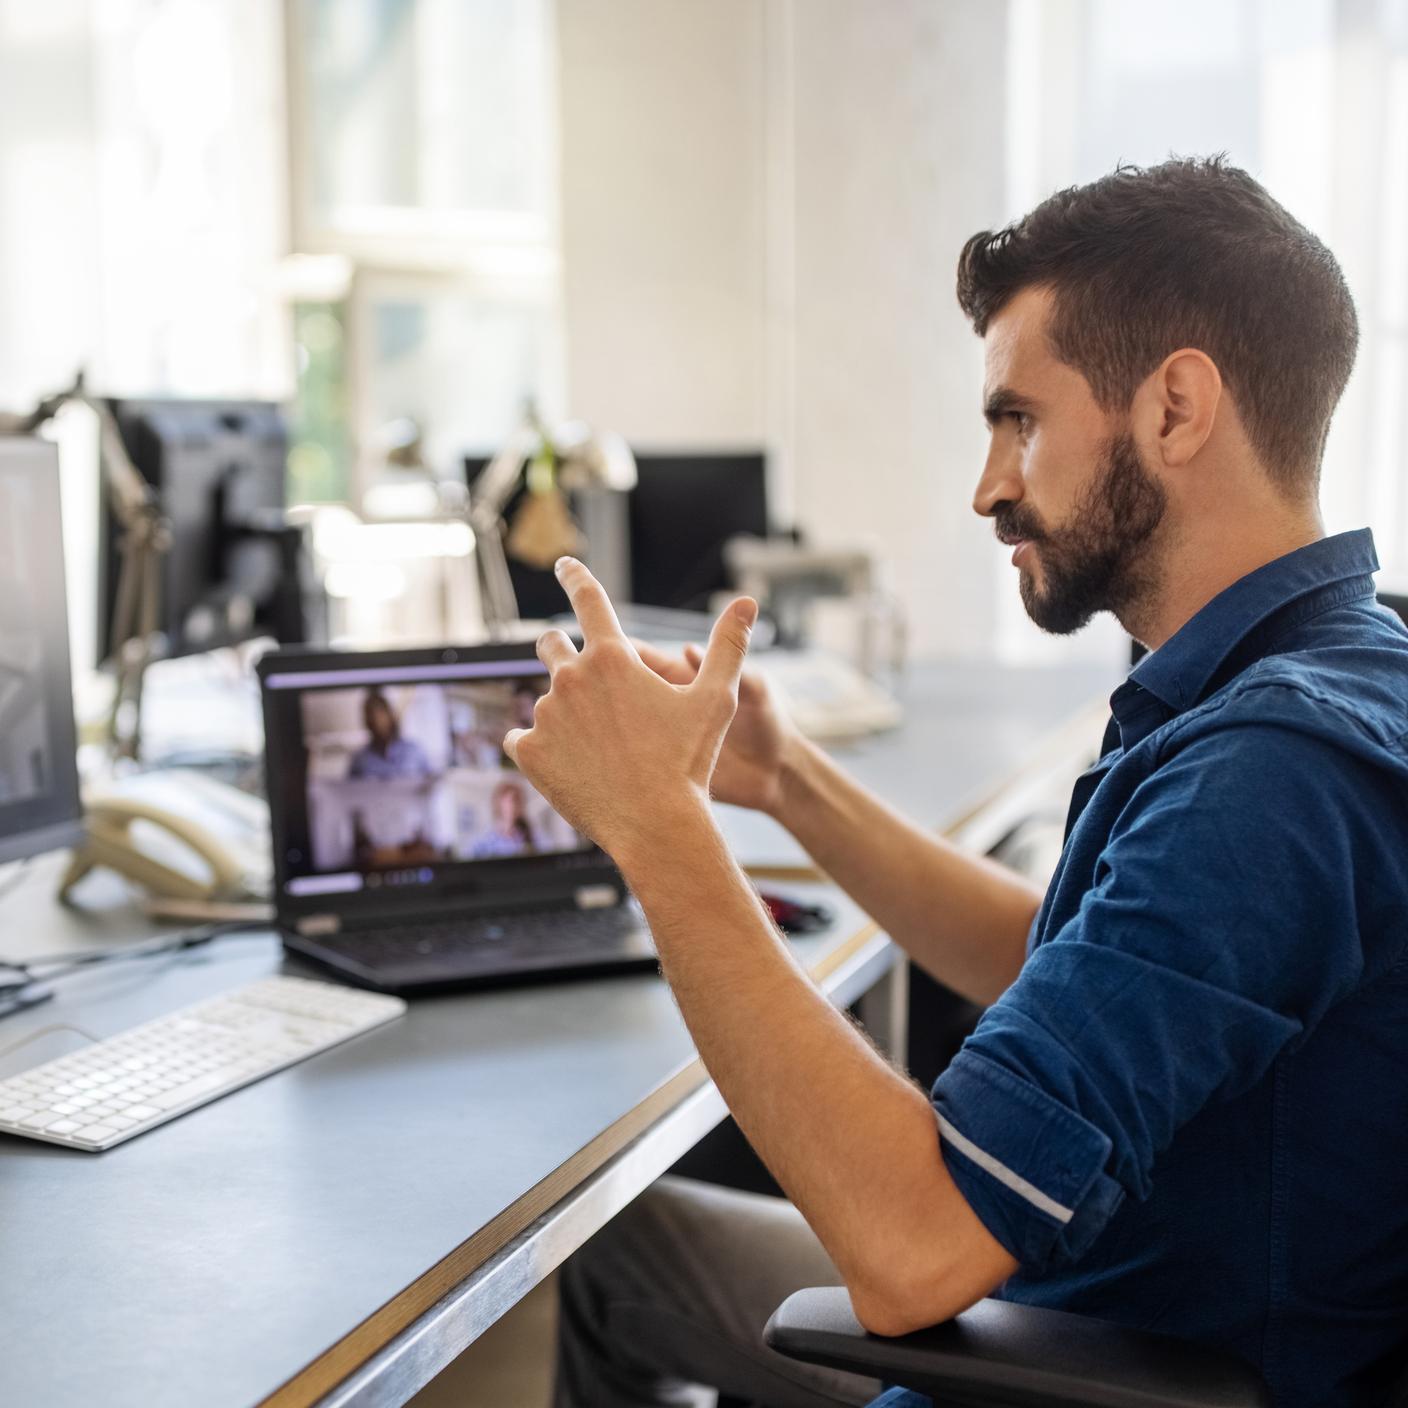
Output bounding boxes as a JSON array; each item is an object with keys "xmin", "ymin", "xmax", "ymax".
[{"xmin": 260, "ymin": 646, "xmax": 606, "ymax": 913}]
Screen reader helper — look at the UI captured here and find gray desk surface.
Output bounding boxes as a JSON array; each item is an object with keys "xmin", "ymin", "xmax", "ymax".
[{"xmin": 0, "ymin": 659, "xmax": 1113, "ymax": 1408}]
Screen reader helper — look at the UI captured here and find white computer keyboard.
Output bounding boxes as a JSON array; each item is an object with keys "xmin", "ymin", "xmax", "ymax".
[{"xmin": 0, "ymin": 976, "xmax": 406, "ymax": 1152}]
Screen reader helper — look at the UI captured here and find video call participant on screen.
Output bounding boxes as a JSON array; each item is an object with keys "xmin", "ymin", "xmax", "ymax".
[
  {"xmin": 504, "ymin": 158, "xmax": 1408, "ymax": 1408},
  {"xmin": 347, "ymin": 690, "xmax": 435, "ymax": 782},
  {"xmin": 499, "ymin": 683, "xmax": 542, "ymax": 766},
  {"xmin": 469, "ymin": 779, "xmax": 542, "ymax": 859}
]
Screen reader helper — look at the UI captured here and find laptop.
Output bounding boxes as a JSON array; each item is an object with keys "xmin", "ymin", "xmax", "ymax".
[{"xmin": 257, "ymin": 640, "xmax": 657, "ymax": 993}]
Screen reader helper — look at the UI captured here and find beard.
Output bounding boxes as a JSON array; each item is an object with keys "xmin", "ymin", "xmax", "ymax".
[{"xmin": 995, "ymin": 432, "xmax": 1168, "ymax": 635}]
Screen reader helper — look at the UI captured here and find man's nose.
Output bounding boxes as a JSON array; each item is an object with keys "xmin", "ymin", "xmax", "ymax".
[{"xmin": 972, "ymin": 446, "xmax": 1022, "ymax": 518}]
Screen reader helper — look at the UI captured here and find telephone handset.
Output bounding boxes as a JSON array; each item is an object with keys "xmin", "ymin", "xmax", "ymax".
[
  {"xmin": 57, "ymin": 771, "xmax": 272, "ymax": 913},
  {"xmin": 60, "ymin": 797, "xmax": 249, "ymax": 905}
]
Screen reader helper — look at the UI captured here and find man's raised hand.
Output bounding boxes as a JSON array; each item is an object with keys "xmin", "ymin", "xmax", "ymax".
[{"xmin": 502, "ymin": 557, "xmax": 758, "ymax": 863}]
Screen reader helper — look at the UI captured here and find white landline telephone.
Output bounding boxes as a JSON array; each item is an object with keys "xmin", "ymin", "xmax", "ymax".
[
  {"xmin": 59, "ymin": 770, "xmax": 273, "ymax": 919},
  {"xmin": 749, "ymin": 649, "xmax": 904, "ymax": 741}
]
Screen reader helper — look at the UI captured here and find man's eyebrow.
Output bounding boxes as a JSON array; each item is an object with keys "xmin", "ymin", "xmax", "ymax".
[{"xmin": 982, "ymin": 387, "xmax": 1038, "ymax": 425}]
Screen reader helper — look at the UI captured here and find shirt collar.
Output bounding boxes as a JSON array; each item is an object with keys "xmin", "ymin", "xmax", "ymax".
[{"xmin": 1113, "ymin": 528, "xmax": 1379, "ymax": 741}]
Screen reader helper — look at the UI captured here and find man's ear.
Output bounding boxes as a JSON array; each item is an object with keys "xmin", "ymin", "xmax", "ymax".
[{"xmin": 1135, "ymin": 348, "xmax": 1222, "ymax": 468}]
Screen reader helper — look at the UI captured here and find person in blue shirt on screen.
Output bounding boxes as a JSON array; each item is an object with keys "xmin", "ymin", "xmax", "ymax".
[
  {"xmin": 347, "ymin": 691, "xmax": 435, "ymax": 783},
  {"xmin": 501, "ymin": 157, "xmax": 1408, "ymax": 1408},
  {"xmin": 469, "ymin": 779, "xmax": 543, "ymax": 859}
]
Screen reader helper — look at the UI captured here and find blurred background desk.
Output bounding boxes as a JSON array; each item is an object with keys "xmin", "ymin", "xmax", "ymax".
[{"xmin": 0, "ymin": 659, "xmax": 1112, "ymax": 1408}]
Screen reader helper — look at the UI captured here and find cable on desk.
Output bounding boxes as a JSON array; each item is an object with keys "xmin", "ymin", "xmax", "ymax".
[
  {"xmin": 0, "ymin": 1022, "xmax": 102, "ymax": 1063},
  {"xmin": 0, "ymin": 920, "xmax": 270, "ymax": 987}
]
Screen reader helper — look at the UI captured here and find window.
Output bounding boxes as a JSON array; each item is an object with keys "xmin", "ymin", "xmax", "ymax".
[
  {"xmin": 999, "ymin": 0, "xmax": 1408, "ymax": 658},
  {"xmin": 285, "ymin": 0, "xmax": 563, "ymax": 502}
]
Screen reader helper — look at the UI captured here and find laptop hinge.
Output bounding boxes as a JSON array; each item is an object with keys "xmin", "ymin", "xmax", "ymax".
[
  {"xmin": 574, "ymin": 884, "xmax": 619, "ymax": 910},
  {"xmin": 297, "ymin": 913, "xmax": 342, "ymax": 937}
]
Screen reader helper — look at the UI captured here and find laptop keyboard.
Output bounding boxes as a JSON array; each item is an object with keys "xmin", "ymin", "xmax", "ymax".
[{"xmin": 330, "ymin": 904, "xmax": 649, "ymax": 967}]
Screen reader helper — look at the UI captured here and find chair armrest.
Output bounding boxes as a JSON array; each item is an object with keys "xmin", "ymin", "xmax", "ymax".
[{"xmin": 763, "ymin": 1288, "xmax": 1270, "ymax": 1408}]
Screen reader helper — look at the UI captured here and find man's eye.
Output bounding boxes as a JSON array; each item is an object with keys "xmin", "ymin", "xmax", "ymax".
[{"xmin": 1008, "ymin": 411, "xmax": 1030, "ymax": 433}]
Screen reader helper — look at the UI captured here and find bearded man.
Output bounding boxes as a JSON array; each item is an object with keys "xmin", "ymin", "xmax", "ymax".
[{"xmin": 505, "ymin": 157, "xmax": 1408, "ymax": 1408}]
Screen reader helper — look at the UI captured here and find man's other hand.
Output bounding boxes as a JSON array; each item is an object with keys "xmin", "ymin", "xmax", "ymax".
[
  {"xmin": 503, "ymin": 557, "xmax": 758, "ymax": 864},
  {"xmin": 635, "ymin": 638, "xmax": 802, "ymax": 819}
]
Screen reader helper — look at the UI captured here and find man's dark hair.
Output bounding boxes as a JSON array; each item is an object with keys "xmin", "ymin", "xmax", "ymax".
[{"xmin": 956, "ymin": 156, "xmax": 1358, "ymax": 493}]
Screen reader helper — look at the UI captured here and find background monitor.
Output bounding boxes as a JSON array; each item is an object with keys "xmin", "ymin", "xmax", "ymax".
[
  {"xmin": 626, "ymin": 451, "xmax": 769, "ymax": 611},
  {"xmin": 0, "ymin": 439, "xmax": 84, "ymax": 863},
  {"xmin": 1377, "ymin": 591, "xmax": 1408, "ymax": 628},
  {"xmin": 463, "ymin": 447, "xmax": 770, "ymax": 617},
  {"xmin": 100, "ymin": 399, "xmax": 305, "ymax": 664}
]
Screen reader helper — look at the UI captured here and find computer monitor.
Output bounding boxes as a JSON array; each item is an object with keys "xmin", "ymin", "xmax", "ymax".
[
  {"xmin": 99, "ymin": 399, "xmax": 305, "ymax": 664},
  {"xmin": 1378, "ymin": 590, "xmax": 1408, "ymax": 628},
  {"xmin": 627, "ymin": 451, "xmax": 769, "ymax": 611},
  {"xmin": 0, "ymin": 440, "xmax": 83, "ymax": 863},
  {"xmin": 462, "ymin": 448, "xmax": 769, "ymax": 616}
]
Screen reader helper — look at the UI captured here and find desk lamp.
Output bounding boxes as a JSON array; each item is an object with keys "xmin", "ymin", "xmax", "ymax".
[
  {"xmin": 469, "ymin": 407, "xmax": 636, "ymax": 635},
  {"xmin": 0, "ymin": 372, "xmax": 170, "ymax": 758}
]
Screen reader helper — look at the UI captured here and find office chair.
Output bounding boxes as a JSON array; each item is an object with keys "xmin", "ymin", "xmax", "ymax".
[{"xmin": 760, "ymin": 1286, "xmax": 1275, "ymax": 1407}]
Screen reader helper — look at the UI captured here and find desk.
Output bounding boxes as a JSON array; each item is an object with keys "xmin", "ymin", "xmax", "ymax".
[{"xmin": 0, "ymin": 659, "xmax": 1113, "ymax": 1408}]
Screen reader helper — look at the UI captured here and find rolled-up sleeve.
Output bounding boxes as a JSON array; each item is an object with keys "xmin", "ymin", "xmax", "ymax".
[
  {"xmin": 932, "ymin": 1045, "xmax": 1125, "ymax": 1268},
  {"xmin": 931, "ymin": 715, "xmax": 1383, "ymax": 1274}
]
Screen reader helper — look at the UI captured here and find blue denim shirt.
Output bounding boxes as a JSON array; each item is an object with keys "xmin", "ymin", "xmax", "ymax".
[{"xmin": 878, "ymin": 530, "xmax": 1408, "ymax": 1408}]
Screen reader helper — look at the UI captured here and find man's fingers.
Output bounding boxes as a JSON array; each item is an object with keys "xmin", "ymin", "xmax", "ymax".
[
  {"xmin": 503, "ymin": 727, "xmax": 528, "ymax": 764},
  {"xmin": 537, "ymin": 628, "xmax": 579, "ymax": 675},
  {"xmin": 556, "ymin": 556, "xmax": 625, "ymax": 644},
  {"xmin": 695, "ymin": 597, "xmax": 759, "ymax": 694},
  {"xmin": 635, "ymin": 639, "xmax": 700, "ymax": 687}
]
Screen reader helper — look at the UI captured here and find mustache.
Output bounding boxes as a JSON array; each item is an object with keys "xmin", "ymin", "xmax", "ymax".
[{"xmin": 993, "ymin": 503, "xmax": 1047, "ymax": 546}]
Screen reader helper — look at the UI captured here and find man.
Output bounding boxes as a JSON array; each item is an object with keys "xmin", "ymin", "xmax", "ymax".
[{"xmin": 506, "ymin": 158, "xmax": 1408, "ymax": 1407}]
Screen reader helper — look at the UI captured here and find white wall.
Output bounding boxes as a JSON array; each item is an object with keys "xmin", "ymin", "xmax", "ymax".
[
  {"xmin": 786, "ymin": 0, "xmax": 1009, "ymax": 658},
  {"xmin": 557, "ymin": 0, "xmax": 1013, "ymax": 657},
  {"xmin": 557, "ymin": 0, "xmax": 768, "ymax": 445}
]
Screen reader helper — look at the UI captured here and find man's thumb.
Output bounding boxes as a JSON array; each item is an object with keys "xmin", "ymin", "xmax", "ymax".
[{"xmin": 697, "ymin": 597, "xmax": 757, "ymax": 691}]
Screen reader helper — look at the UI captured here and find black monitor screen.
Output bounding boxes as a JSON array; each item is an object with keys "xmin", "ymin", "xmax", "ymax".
[
  {"xmin": 0, "ymin": 440, "xmax": 83, "ymax": 863},
  {"xmin": 627, "ymin": 452, "xmax": 768, "ymax": 610},
  {"xmin": 1378, "ymin": 591, "xmax": 1408, "ymax": 628}
]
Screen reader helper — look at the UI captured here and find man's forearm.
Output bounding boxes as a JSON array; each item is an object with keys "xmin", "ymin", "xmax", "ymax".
[
  {"xmin": 617, "ymin": 802, "xmax": 1018, "ymax": 1331},
  {"xmin": 502, "ymin": 560, "xmax": 1020, "ymax": 1331},
  {"xmin": 769, "ymin": 737, "xmax": 1040, "ymax": 1005}
]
